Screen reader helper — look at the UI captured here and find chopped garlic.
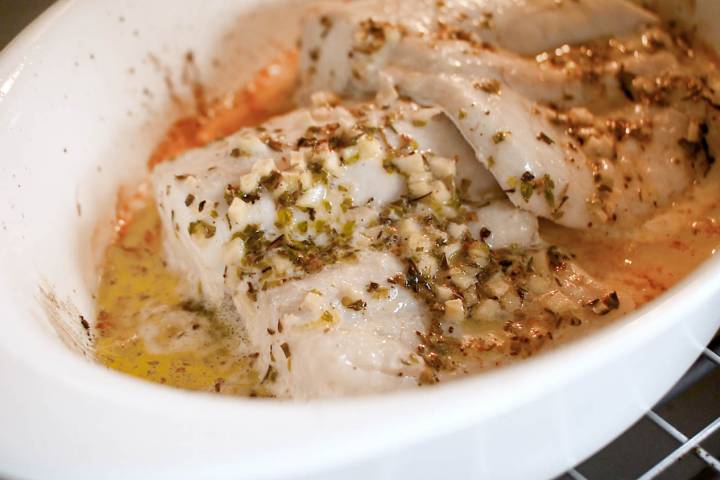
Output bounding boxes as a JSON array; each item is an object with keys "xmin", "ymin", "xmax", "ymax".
[
  {"xmin": 398, "ymin": 218, "xmax": 421, "ymax": 238},
  {"xmin": 288, "ymin": 151, "xmax": 307, "ymax": 169},
  {"xmin": 239, "ymin": 173, "xmax": 261, "ymax": 193},
  {"xmin": 223, "ymin": 238, "xmax": 245, "ymax": 264},
  {"xmin": 527, "ymin": 274, "xmax": 552, "ymax": 294},
  {"xmin": 310, "ymin": 91, "xmax": 341, "ymax": 107},
  {"xmin": 251, "ymin": 158, "xmax": 276, "ymax": 178},
  {"xmin": 399, "ymin": 219, "xmax": 432, "ymax": 253},
  {"xmin": 299, "ymin": 171, "xmax": 314, "ymax": 190},
  {"xmin": 543, "ymin": 291, "xmax": 575, "ymax": 313},
  {"xmin": 357, "ymin": 136, "xmax": 383, "ymax": 162},
  {"xmin": 444, "ymin": 298, "xmax": 465, "ymax": 323},
  {"xmin": 434, "ymin": 284, "xmax": 455, "ymax": 302},
  {"xmin": 409, "ymin": 105, "xmax": 442, "ymax": 125},
  {"xmin": 686, "ymin": 119, "xmax": 701, "ymax": 142},
  {"xmin": 430, "ymin": 180, "xmax": 452, "ymax": 203},
  {"xmin": 467, "ymin": 241, "xmax": 489, "ymax": 267},
  {"xmin": 462, "ymin": 285, "xmax": 478, "ymax": 306},
  {"xmin": 393, "ymin": 153, "xmax": 426, "ymax": 175},
  {"xmin": 566, "ymin": 107, "xmax": 594, "ymax": 126},
  {"xmin": 428, "ymin": 156, "xmax": 456, "ymax": 179},
  {"xmin": 228, "ymin": 198, "xmax": 250, "ymax": 225},
  {"xmin": 484, "ymin": 273, "xmax": 510, "ymax": 297},
  {"xmin": 407, "ymin": 171, "xmax": 433, "ymax": 197},
  {"xmin": 441, "ymin": 243, "xmax": 462, "ymax": 263},
  {"xmin": 450, "ymin": 266, "xmax": 477, "ymax": 290},
  {"xmin": 296, "ymin": 184, "xmax": 327, "ymax": 208},
  {"xmin": 447, "ymin": 222, "xmax": 468, "ymax": 240},
  {"xmin": 500, "ymin": 290, "xmax": 522, "ymax": 312},
  {"xmin": 319, "ymin": 150, "xmax": 343, "ymax": 175},
  {"xmin": 233, "ymin": 135, "xmax": 267, "ymax": 157},
  {"xmin": 531, "ymin": 250, "xmax": 551, "ymax": 277},
  {"xmin": 585, "ymin": 135, "xmax": 614, "ymax": 159},
  {"xmin": 416, "ymin": 252, "xmax": 439, "ymax": 276},
  {"xmin": 471, "ymin": 299, "xmax": 502, "ymax": 322},
  {"xmin": 376, "ymin": 73, "xmax": 400, "ymax": 107},
  {"xmin": 270, "ymin": 255, "xmax": 293, "ymax": 275},
  {"xmin": 300, "ymin": 290, "xmax": 324, "ymax": 313}
]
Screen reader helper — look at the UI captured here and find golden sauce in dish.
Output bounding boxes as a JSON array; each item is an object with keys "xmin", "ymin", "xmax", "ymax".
[
  {"xmin": 95, "ymin": 201, "xmax": 264, "ymax": 395},
  {"xmin": 543, "ymin": 166, "xmax": 720, "ymax": 308},
  {"xmin": 95, "ymin": 52, "xmax": 298, "ymax": 396}
]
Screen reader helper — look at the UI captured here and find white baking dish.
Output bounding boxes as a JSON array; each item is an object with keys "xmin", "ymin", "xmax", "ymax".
[{"xmin": 0, "ymin": 1, "xmax": 718, "ymax": 479}]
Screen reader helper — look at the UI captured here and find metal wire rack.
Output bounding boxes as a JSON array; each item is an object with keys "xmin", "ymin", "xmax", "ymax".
[{"xmin": 562, "ymin": 333, "xmax": 720, "ymax": 480}]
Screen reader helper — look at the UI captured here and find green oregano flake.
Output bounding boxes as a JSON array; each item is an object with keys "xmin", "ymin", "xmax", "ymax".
[
  {"xmin": 543, "ymin": 174, "xmax": 555, "ymax": 207},
  {"xmin": 492, "ymin": 130, "xmax": 510, "ymax": 144},
  {"xmin": 520, "ymin": 171, "xmax": 535, "ymax": 202},
  {"xmin": 188, "ymin": 220, "xmax": 216, "ymax": 239}
]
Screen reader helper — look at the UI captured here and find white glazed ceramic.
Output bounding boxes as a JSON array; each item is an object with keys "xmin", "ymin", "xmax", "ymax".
[{"xmin": 0, "ymin": 1, "xmax": 718, "ymax": 479}]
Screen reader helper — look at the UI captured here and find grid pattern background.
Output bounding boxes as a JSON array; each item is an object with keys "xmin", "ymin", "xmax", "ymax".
[{"xmin": 560, "ymin": 334, "xmax": 720, "ymax": 480}]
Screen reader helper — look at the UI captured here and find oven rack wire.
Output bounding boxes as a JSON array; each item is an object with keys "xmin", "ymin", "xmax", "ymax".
[{"xmin": 564, "ymin": 333, "xmax": 720, "ymax": 480}]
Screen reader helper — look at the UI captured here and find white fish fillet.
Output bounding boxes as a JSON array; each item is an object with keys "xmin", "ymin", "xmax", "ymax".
[
  {"xmin": 151, "ymin": 95, "xmax": 557, "ymax": 397},
  {"xmin": 390, "ymin": 69, "xmax": 594, "ymax": 226},
  {"xmin": 299, "ymin": 0, "xmax": 657, "ymax": 95},
  {"xmin": 152, "ymin": 99, "xmax": 496, "ymax": 303},
  {"xmin": 299, "ymin": 0, "xmax": 720, "ymax": 228},
  {"xmin": 234, "ymin": 250, "xmax": 427, "ymax": 399}
]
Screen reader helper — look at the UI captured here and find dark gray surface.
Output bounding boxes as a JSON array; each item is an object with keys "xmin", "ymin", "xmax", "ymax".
[
  {"xmin": 574, "ymin": 349, "xmax": 720, "ymax": 479},
  {"xmin": 2, "ymin": 1, "xmax": 720, "ymax": 479},
  {"xmin": 0, "ymin": 0, "xmax": 56, "ymax": 50}
]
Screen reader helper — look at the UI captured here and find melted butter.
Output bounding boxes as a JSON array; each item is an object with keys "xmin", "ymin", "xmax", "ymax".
[
  {"xmin": 542, "ymin": 167, "xmax": 720, "ymax": 306},
  {"xmin": 95, "ymin": 202, "xmax": 262, "ymax": 395},
  {"xmin": 95, "ymin": 51, "xmax": 299, "ymax": 396}
]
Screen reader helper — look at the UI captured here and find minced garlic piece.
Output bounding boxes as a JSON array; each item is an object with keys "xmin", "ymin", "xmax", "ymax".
[
  {"xmin": 407, "ymin": 171, "xmax": 433, "ymax": 197},
  {"xmin": 233, "ymin": 135, "xmax": 267, "ymax": 157},
  {"xmin": 288, "ymin": 151, "xmax": 307, "ymax": 169},
  {"xmin": 449, "ymin": 266, "xmax": 477, "ymax": 290},
  {"xmin": 300, "ymin": 290, "xmax": 324, "ymax": 313},
  {"xmin": 527, "ymin": 274, "xmax": 552, "ymax": 294},
  {"xmin": 357, "ymin": 136, "xmax": 383, "ymax": 162},
  {"xmin": 484, "ymin": 273, "xmax": 511, "ymax": 297},
  {"xmin": 270, "ymin": 254, "xmax": 293, "ymax": 275},
  {"xmin": 467, "ymin": 241, "xmax": 490, "ymax": 266},
  {"xmin": 416, "ymin": 252, "xmax": 439, "ymax": 276},
  {"xmin": 441, "ymin": 243, "xmax": 462, "ymax": 263},
  {"xmin": 444, "ymin": 298, "xmax": 465, "ymax": 323},
  {"xmin": 471, "ymin": 299, "xmax": 502, "ymax": 322},
  {"xmin": 310, "ymin": 91, "xmax": 341, "ymax": 107},
  {"xmin": 434, "ymin": 284, "xmax": 455, "ymax": 302},
  {"xmin": 223, "ymin": 238, "xmax": 245, "ymax": 264},
  {"xmin": 318, "ymin": 150, "xmax": 343, "ymax": 175},
  {"xmin": 240, "ymin": 173, "xmax": 260, "ymax": 193},
  {"xmin": 427, "ymin": 156, "xmax": 456, "ymax": 179},
  {"xmin": 296, "ymin": 184, "xmax": 327, "ymax": 208},
  {"xmin": 253, "ymin": 158, "xmax": 277, "ymax": 177},
  {"xmin": 228, "ymin": 198, "xmax": 251, "ymax": 225},
  {"xmin": 393, "ymin": 153, "xmax": 426, "ymax": 175},
  {"xmin": 430, "ymin": 180, "xmax": 451, "ymax": 203},
  {"xmin": 542, "ymin": 291, "xmax": 575, "ymax": 313},
  {"xmin": 447, "ymin": 222, "xmax": 468, "ymax": 240}
]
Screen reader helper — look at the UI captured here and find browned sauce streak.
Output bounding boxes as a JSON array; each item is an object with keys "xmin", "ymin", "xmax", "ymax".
[{"xmin": 148, "ymin": 49, "xmax": 298, "ymax": 169}]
